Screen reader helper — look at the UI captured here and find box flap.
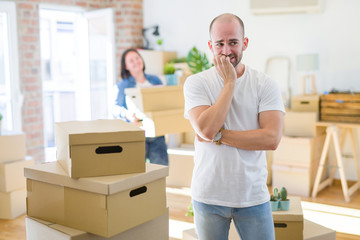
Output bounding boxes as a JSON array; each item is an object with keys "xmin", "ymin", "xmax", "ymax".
[
  {"xmin": 24, "ymin": 162, "xmax": 168, "ymax": 195},
  {"xmin": 55, "ymin": 119, "xmax": 145, "ymax": 146},
  {"xmin": 272, "ymin": 197, "xmax": 303, "ymax": 222}
]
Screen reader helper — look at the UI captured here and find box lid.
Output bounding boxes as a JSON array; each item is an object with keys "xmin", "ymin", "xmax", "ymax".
[
  {"xmin": 272, "ymin": 196, "xmax": 303, "ymax": 222},
  {"xmin": 55, "ymin": 119, "xmax": 145, "ymax": 146},
  {"xmin": 24, "ymin": 162, "xmax": 168, "ymax": 195}
]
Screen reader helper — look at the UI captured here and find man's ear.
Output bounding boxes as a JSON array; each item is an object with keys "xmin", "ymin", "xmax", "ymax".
[
  {"xmin": 208, "ymin": 40, "xmax": 213, "ymax": 51},
  {"xmin": 242, "ymin": 37, "xmax": 249, "ymax": 51}
]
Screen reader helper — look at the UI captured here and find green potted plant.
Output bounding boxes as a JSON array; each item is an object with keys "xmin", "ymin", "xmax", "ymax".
[
  {"xmin": 185, "ymin": 202, "xmax": 194, "ymax": 217},
  {"xmin": 279, "ymin": 187, "xmax": 290, "ymax": 211},
  {"xmin": 270, "ymin": 187, "xmax": 280, "ymax": 211},
  {"xmin": 163, "ymin": 63, "xmax": 177, "ymax": 85},
  {"xmin": 155, "ymin": 38, "xmax": 164, "ymax": 51},
  {"xmin": 187, "ymin": 46, "xmax": 211, "ymax": 74}
]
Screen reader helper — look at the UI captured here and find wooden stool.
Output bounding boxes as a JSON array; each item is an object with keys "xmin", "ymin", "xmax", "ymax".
[{"xmin": 312, "ymin": 122, "xmax": 360, "ymax": 202}]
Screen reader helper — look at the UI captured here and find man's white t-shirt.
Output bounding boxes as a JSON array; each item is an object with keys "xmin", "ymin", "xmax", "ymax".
[{"xmin": 184, "ymin": 66, "xmax": 285, "ymax": 208}]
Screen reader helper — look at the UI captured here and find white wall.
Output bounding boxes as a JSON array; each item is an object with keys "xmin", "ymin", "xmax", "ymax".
[{"xmin": 143, "ymin": 0, "xmax": 360, "ymax": 95}]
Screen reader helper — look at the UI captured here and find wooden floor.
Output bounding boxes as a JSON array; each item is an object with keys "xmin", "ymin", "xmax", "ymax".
[{"xmin": 1, "ymin": 181, "xmax": 359, "ymax": 240}]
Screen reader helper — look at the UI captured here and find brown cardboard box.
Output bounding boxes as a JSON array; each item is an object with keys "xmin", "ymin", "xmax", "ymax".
[
  {"xmin": 273, "ymin": 196, "xmax": 303, "ymax": 240},
  {"xmin": 138, "ymin": 50, "xmax": 177, "ymax": 76},
  {"xmin": 125, "ymin": 85, "xmax": 184, "ymax": 113},
  {"xmin": 273, "ymin": 135, "xmax": 325, "ymax": 167},
  {"xmin": 142, "ymin": 109, "xmax": 192, "ymax": 137},
  {"xmin": 272, "ymin": 164, "xmax": 316, "ymax": 197},
  {"xmin": 0, "ymin": 156, "xmax": 34, "ymax": 192},
  {"xmin": 167, "ymin": 147, "xmax": 194, "ymax": 187},
  {"xmin": 183, "ymin": 131, "xmax": 196, "ymax": 144},
  {"xmin": 0, "ymin": 132, "xmax": 26, "ymax": 162},
  {"xmin": 0, "ymin": 188, "xmax": 26, "ymax": 219},
  {"xmin": 284, "ymin": 111, "xmax": 318, "ymax": 137},
  {"xmin": 26, "ymin": 208, "xmax": 169, "ymax": 240},
  {"xmin": 25, "ymin": 162, "xmax": 168, "ymax": 237},
  {"xmin": 55, "ymin": 119, "xmax": 145, "ymax": 178},
  {"xmin": 291, "ymin": 95, "xmax": 320, "ymax": 112},
  {"xmin": 304, "ymin": 219, "xmax": 336, "ymax": 240}
]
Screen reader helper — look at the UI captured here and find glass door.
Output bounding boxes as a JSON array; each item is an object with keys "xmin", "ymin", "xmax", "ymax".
[
  {"xmin": 39, "ymin": 6, "xmax": 115, "ymax": 159},
  {"xmin": 0, "ymin": 1, "xmax": 21, "ymax": 133},
  {"xmin": 86, "ymin": 8, "xmax": 115, "ymax": 120}
]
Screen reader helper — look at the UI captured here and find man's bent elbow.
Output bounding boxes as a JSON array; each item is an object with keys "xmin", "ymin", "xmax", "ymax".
[{"xmin": 268, "ymin": 134, "xmax": 282, "ymax": 150}]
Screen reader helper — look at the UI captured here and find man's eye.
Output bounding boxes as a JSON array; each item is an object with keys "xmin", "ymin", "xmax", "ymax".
[
  {"xmin": 216, "ymin": 43, "xmax": 224, "ymax": 47},
  {"xmin": 230, "ymin": 42, "xmax": 239, "ymax": 46}
]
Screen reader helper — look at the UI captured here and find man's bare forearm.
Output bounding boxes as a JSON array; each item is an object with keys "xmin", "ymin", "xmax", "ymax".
[{"xmin": 190, "ymin": 83, "xmax": 234, "ymax": 140}]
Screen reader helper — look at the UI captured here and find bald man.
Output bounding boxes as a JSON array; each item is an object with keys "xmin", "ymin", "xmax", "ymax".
[{"xmin": 184, "ymin": 13, "xmax": 285, "ymax": 240}]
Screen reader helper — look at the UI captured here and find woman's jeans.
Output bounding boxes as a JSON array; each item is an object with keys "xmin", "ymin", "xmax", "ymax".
[
  {"xmin": 145, "ymin": 136, "xmax": 169, "ymax": 166},
  {"xmin": 193, "ymin": 200, "xmax": 275, "ymax": 240}
]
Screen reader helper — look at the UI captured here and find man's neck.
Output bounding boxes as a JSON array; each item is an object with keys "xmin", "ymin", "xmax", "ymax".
[{"xmin": 236, "ymin": 63, "xmax": 245, "ymax": 78}]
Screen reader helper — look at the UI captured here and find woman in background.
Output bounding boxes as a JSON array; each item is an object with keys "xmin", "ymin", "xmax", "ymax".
[{"xmin": 113, "ymin": 48, "xmax": 168, "ymax": 166}]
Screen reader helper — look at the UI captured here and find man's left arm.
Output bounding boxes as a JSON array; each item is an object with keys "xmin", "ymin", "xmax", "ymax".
[{"xmin": 219, "ymin": 110, "xmax": 284, "ymax": 151}]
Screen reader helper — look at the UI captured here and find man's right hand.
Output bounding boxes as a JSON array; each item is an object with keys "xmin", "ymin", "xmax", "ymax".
[{"xmin": 213, "ymin": 55, "xmax": 236, "ymax": 86}]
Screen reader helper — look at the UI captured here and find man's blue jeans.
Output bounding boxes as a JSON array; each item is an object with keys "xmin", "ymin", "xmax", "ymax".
[
  {"xmin": 145, "ymin": 136, "xmax": 169, "ymax": 166},
  {"xmin": 193, "ymin": 200, "xmax": 275, "ymax": 240}
]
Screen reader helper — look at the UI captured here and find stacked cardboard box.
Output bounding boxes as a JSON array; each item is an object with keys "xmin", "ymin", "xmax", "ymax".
[
  {"xmin": 0, "ymin": 132, "xmax": 34, "ymax": 219},
  {"xmin": 25, "ymin": 119, "xmax": 169, "ymax": 239},
  {"xmin": 273, "ymin": 95, "xmax": 324, "ymax": 197},
  {"xmin": 26, "ymin": 209, "xmax": 169, "ymax": 240},
  {"xmin": 125, "ymin": 86, "xmax": 192, "ymax": 137}
]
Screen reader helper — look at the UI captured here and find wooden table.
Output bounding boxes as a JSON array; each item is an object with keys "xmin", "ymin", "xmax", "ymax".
[{"xmin": 312, "ymin": 122, "xmax": 360, "ymax": 202}]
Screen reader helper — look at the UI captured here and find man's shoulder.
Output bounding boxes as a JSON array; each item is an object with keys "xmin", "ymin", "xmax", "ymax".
[{"xmin": 245, "ymin": 65, "xmax": 271, "ymax": 83}]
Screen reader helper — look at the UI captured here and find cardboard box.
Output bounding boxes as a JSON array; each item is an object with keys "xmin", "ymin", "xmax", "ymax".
[
  {"xmin": 138, "ymin": 49, "xmax": 177, "ymax": 76},
  {"xmin": 25, "ymin": 162, "xmax": 168, "ymax": 238},
  {"xmin": 0, "ymin": 132, "xmax": 26, "ymax": 162},
  {"xmin": 26, "ymin": 208, "xmax": 169, "ymax": 240},
  {"xmin": 183, "ymin": 131, "xmax": 196, "ymax": 144},
  {"xmin": 0, "ymin": 188, "xmax": 26, "ymax": 219},
  {"xmin": 273, "ymin": 135, "xmax": 325, "ymax": 167},
  {"xmin": 291, "ymin": 95, "xmax": 319, "ymax": 112},
  {"xmin": 125, "ymin": 85, "xmax": 184, "ymax": 113},
  {"xmin": 167, "ymin": 147, "xmax": 194, "ymax": 187},
  {"xmin": 142, "ymin": 109, "xmax": 193, "ymax": 137},
  {"xmin": 55, "ymin": 119, "xmax": 145, "ymax": 178},
  {"xmin": 273, "ymin": 196, "xmax": 303, "ymax": 240},
  {"xmin": 284, "ymin": 111, "xmax": 318, "ymax": 137},
  {"xmin": 304, "ymin": 219, "xmax": 336, "ymax": 240},
  {"xmin": 267, "ymin": 151, "xmax": 273, "ymax": 185},
  {"xmin": 272, "ymin": 164, "xmax": 316, "ymax": 197},
  {"xmin": 0, "ymin": 156, "xmax": 34, "ymax": 192}
]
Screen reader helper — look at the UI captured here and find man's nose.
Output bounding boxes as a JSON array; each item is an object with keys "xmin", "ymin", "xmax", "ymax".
[{"xmin": 222, "ymin": 44, "xmax": 231, "ymax": 55}]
